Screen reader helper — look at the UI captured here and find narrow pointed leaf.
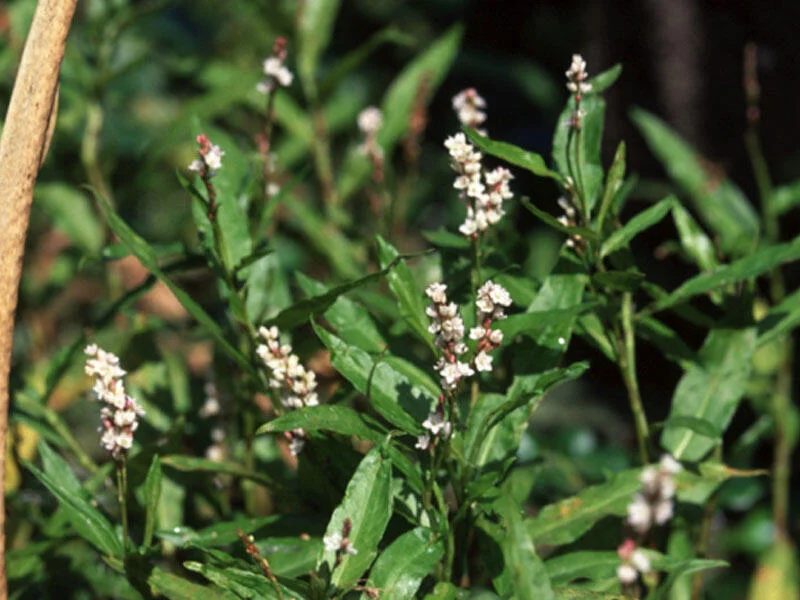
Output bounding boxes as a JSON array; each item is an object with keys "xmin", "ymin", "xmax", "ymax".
[
  {"xmin": 141, "ymin": 455, "xmax": 162, "ymax": 548},
  {"xmin": 650, "ymin": 237, "xmax": 800, "ymax": 313},
  {"xmin": 631, "ymin": 108, "xmax": 759, "ymax": 256},
  {"xmin": 314, "ymin": 325, "xmax": 428, "ymax": 434},
  {"xmin": 364, "ymin": 527, "xmax": 443, "ymax": 599},
  {"xmin": 26, "ymin": 443, "xmax": 122, "ymax": 557},
  {"xmin": 376, "ymin": 235, "xmax": 435, "ymax": 350},
  {"xmin": 95, "ymin": 193, "xmax": 253, "ymax": 375},
  {"xmin": 318, "ymin": 448, "xmax": 393, "ymax": 589},
  {"xmin": 497, "ymin": 495, "xmax": 555, "ymax": 600},
  {"xmin": 296, "ymin": 273, "xmax": 386, "ymax": 353},
  {"xmin": 662, "ymin": 327, "xmax": 757, "ymax": 461},
  {"xmin": 465, "ymin": 129, "xmax": 560, "ymax": 180},
  {"xmin": 600, "ymin": 196, "xmax": 677, "ymax": 258},
  {"xmin": 297, "ymin": 0, "xmax": 342, "ymax": 89}
]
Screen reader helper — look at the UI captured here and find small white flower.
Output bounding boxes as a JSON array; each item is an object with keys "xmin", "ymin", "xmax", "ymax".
[
  {"xmin": 565, "ymin": 54, "xmax": 592, "ymax": 95},
  {"xmin": 470, "ymin": 327, "xmax": 485, "ymax": 340},
  {"xmin": 660, "ymin": 454, "xmax": 682, "ymax": 475},
  {"xmin": 357, "ymin": 106, "xmax": 383, "ymax": 135},
  {"xmin": 323, "ymin": 533, "xmax": 342, "ymax": 553},
  {"xmin": 475, "ymin": 352, "xmax": 493, "ymax": 372},
  {"xmin": 627, "ymin": 494, "xmax": 652, "ymax": 534},
  {"xmin": 653, "ymin": 499, "xmax": 674, "ymax": 525},
  {"xmin": 415, "ymin": 434, "xmax": 431, "ymax": 450},
  {"xmin": 631, "ymin": 549, "xmax": 651, "ymax": 574},
  {"xmin": 425, "ymin": 283, "xmax": 448, "ymax": 304},
  {"xmin": 617, "ymin": 564, "xmax": 638, "ymax": 585},
  {"xmin": 204, "ymin": 143, "xmax": 224, "ymax": 171}
]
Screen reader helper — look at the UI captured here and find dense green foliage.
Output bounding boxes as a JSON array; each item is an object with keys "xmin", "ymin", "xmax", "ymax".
[{"xmin": 3, "ymin": 1, "xmax": 799, "ymax": 599}]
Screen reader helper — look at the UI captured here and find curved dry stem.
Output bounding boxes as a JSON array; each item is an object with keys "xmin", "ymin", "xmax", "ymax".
[{"xmin": 0, "ymin": 0, "xmax": 79, "ymax": 594}]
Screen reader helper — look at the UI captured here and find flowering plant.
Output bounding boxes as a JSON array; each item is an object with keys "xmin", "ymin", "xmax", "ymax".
[{"xmin": 6, "ymin": 4, "xmax": 799, "ymax": 600}]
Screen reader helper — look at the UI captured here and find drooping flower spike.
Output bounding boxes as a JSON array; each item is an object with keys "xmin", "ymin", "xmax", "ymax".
[
  {"xmin": 255, "ymin": 326, "xmax": 319, "ymax": 455},
  {"xmin": 84, "ymin": 344, "xmax": 145, "ymax": 460}
]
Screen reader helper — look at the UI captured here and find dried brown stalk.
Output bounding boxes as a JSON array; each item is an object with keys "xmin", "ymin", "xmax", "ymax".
[{"xmin": 0, "ymin": 0, "xmax": 79, "ymax": 595}]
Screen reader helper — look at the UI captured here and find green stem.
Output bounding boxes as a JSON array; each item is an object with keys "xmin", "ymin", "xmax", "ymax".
[
  {"xmin": 745, "ymin": 128, "xmax": 784, "ymax": 301},
  {"xmin": 116, "ymin": 457, "xmax": 129, "ymax": 557},
  {"xmin": 618, "ymin": 293, "xmax": 649, "ymax": 464},
  {"xmin": 573, "ymin": 127, "xmax": 590, "ymax": 224},
  {"xmin": 470, "ymin": 235, "xmax": 482, "ymax": 408},
  {"xmin": 772, "ymin": 337, "xmax": 793, "ymax": 538}
]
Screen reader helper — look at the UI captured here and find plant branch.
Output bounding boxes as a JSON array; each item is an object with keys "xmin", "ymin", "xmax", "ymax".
[{"xmin": 0, "ymin": 0, "xmax": 79, "ymax": 594}]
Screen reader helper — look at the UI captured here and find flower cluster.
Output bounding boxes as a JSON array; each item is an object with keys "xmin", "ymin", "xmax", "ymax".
[
  {"xmin": 565, "ymin": 54, "xmax": 591, "ymax": 129},
  {"xmin": 556, "ymin": 190, "xmax": 583, "ymax": 249},
  {"xmin": 452, "ymin": 88, "xmax": 487, "ymax": 133},
  {"xmin": 257, "ymin": 37, "xmax": 293, "ymax": 94},
  {"xmin": 425, "ymin": 280, "xmax": 512, "ymax": 395},
  {"xmin": 357, "ymin": 106, "xmax": 384, "ymax": 182},
  {"xmin": 425, "ymin": 283, "xmax": 473, "ymax": 391},
  {"xmin": 199, "ymin": 381, "xmax": 221, "ymax": 418},
  {"xmin": 566, "ymin": 54, "xmax": 592, "ymax": 96},
  {"xmin": 84, "ymin": 344, "xmax": 145, "ymax": 460},
  {"xmin": 188, "ymin": 134, "xmax": 225, "ymax": 178},
  {"xmin": 263, "ymin": 152, "xmax": 281, "ymax": 198},
  {"xmin": 470, "ymin": 281, "xmax": 512, "ymax": 372},
  {"xmin": 415, "ymin": 402, "xmax": 452, "ymax": 451},
  {"xmin": 255, "ymin": 326, "xmax": 320, "ymax": 455},
  {"xmin": 444, "ymin": 133, "xmax": 513, "ymax": 237},
  {"xmin": 627, "ymin": 454, "xmax": 682, "ymax": 534},
  {"xmin": 324, "ymin": 518, "xmax": 358, "ymax": 565},
  {"xmin": 616, "ymin": 538, "xmax": 651, "ymax": 586}
]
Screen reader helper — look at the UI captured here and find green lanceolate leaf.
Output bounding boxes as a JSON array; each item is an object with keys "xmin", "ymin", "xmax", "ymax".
[
  {"xmin": 521, "ymin": 198, "xmax": 596, "ymax": 241},
  {"xmin": 771, "ymin": 179, "xmax": 800, "ymax": 215},
  {"xmin": 184, "ymin": 560, "xmax": 305, "ymax": 599},
  {"xmin": 161, "ymin": 455, "xmax": 276, "ymax": 489},
  {"xmin": 257, "ymin": 403, "xmax": 423, "ymax": 492},
  {"xmin": 599, "ymin": 196, "xmax": 677, "ymax": 258},
  {"xmin": 526, "ymin": 468, "xmax": 640, "ymax": 547},
  {"xmin": 589, "ymin": 64, "xmax": 622, "ymax": 93},
  {"xmin": 338, "ymin": 25, "xmax": 463, "ymax": 201},
  {"xmin": 596, "ymin": 141, "xmax": 626, "ymax": 231},
  {"xmin": 545, "ymin": 551, "xmax": 725, "ymax": 591},
  {"xmin": 318, "ymin": 447, "xmax": 393, "ymax": 590},
  {"xmin": 496, "ymin": 303, "xmax": 601, "ymax": 340},
  {"xmin": 296, "ymin": 0, "xmax": 342, "ymax": 92},
  {"xmin": 320, "ymin": 27, "xmax": 415, "ymax": 97},
  {"xmin": 662, "ymin": 327, "xmax": 758, "ymax": 462},
  {"xmin": 364, "ymin": 527, "xmax": 443, "ymax": 600},
  {"xmin": 631, "ymin": 108, "xmax": 759, "ymax": 256},
  {"xmin": 26, "ymin": 442, "xmax": 122, "ymax": 557},
  {"xmin": 465, "ymin": 128, "xmax": 560, "ymax": 180},
  {"xmin": 156, "ymin": 515, "xmax": 281, "ymax": 547},
  {"xmin": 147, "ymin": 567, "xmax": 231, "ymax": 600},
  {"xmin": 35, "ymin": 184, "xmax": 104, "ymax": 253},
  {"xmin": 257, "ymin": 405, "xmax": 384, "ymax": 440},
  {"xmin": 422, "ymin": 228, "xmax": 471, "ymax": 250},
  {"xmin": 295, "ymin": 273, "xmax": 386, "ymax": 353},
  {"xmin": 94, "ymin": 193, "xmax": 254, "ymax": 376},
  {"xmin": 649, "ymin": 237, "xmax": 800, "ymax": 313},
  {"xmin": 757, "ymin": 287, "xmax": 800, "ymax": 347},
  {"xmin": 378, "ymin": 25, "xmax": 462, "ymax": 150},
  {"xmin": 376, "ymin": 235, "xmax": 435, "ymax": 351},
  {"xmin": 265, "ymin": 258, "xmax": 403, "ymax": 331},
  {"xmin": 141, "ymin": 455, "xmax": 162, "ymax": 549},
  {"xmin": 671, "ymin": 204, "xmax": 718, "ymax": 272},
  {"xmin": 497, "ymin": 494, "xmax": 556, "ymax": 600},
  {"xmin": 314, "ymin": 325, "xmax": 428, "ymax": 434},
  {"xmin": 637, "ymin": 316, "xmax": 698, "ymax": 369}
]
